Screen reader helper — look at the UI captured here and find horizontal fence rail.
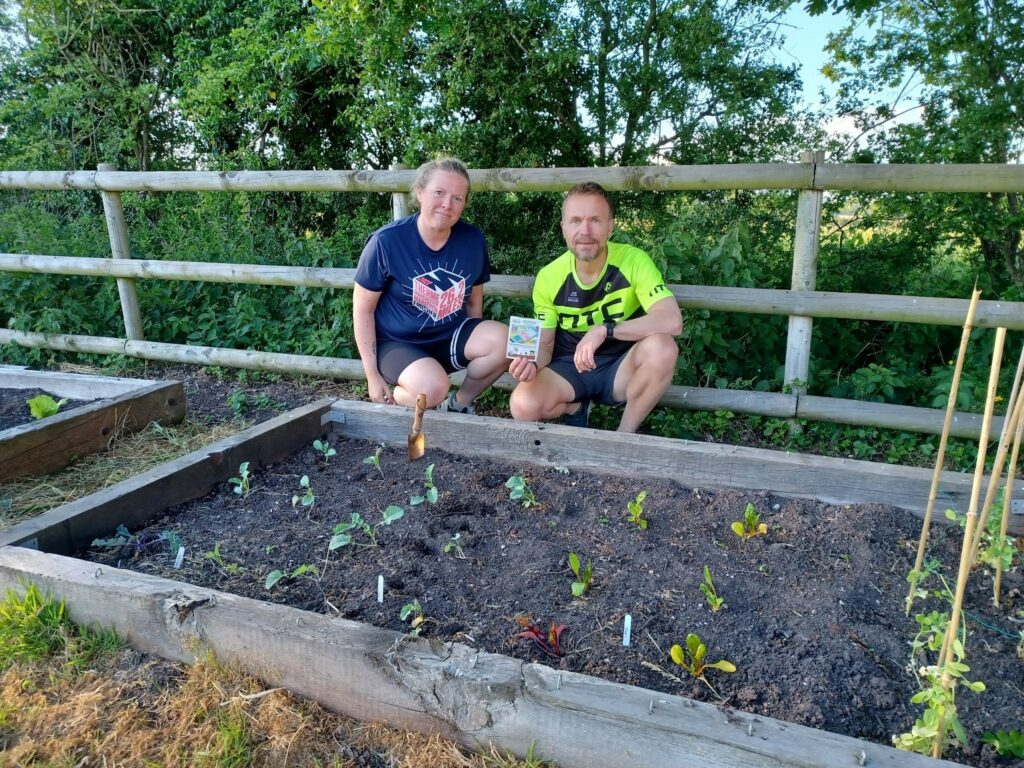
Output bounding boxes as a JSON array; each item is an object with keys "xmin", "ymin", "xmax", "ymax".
[
  {"xmin": 2, "ymin": 161, "xmax": 1023, "ymax": 443},
  {"xmin": 4, "ymin": 163, "xmax": 1024, "ymax": 193}
]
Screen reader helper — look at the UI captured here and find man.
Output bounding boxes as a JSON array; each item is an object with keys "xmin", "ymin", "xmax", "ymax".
[{"xmin": 509, "ymin": 182, "xmax": 682, "ymax": 432}]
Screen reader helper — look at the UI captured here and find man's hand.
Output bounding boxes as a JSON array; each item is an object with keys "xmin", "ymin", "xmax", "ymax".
[
  {"xmin": 509, "ymin": 356, "xmax": 539, "ymax": 383},
  {"xmin": 573, "ymin": 325, "xmax": 609, "ymax": 373}
]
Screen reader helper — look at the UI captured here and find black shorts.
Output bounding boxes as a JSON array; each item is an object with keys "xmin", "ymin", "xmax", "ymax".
[
  {"xmin": 377, "ymin": 317, "xmax": 483, "ymax": 385},
  {"xmin": 545, "ymin": 352, "xmax": 628, "ymax": 406}
]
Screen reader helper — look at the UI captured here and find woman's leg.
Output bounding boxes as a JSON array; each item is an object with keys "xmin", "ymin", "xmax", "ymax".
[{"xmin": 455, "ymin": 319, "xmax": 511, "ymax": 407}]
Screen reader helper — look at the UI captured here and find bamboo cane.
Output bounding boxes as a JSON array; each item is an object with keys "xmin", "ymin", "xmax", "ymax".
[
  {"xmin": 932, "ymin": 327, "xmax": 1005, "ymax": 759},
  {"xmin": 967, "ymin": 343, "xmax": 1024, "ymax": 565},
  {"xmin": 994, "ymin": 399, "xmax": 1024, "ymax": 605},
  {"xmin": 905, "ymin": 288, "xmax": 981, "ymax": 616}
]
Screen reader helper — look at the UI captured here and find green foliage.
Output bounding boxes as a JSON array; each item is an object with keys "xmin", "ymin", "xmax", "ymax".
[
  {"xmin": 443, "ymin": 532, "xmax": 465, "ymax": 558},
  {"xmin": 625, "ymin": 490, "xmax": 648, "ymax": 530},
  {"xmin": 363, "ymin": 446, "xmax": 385, "ymax": 478},
  {"xmin": 568, "ymin": 551, "xmax": 593, "ymax": 598},
  {"xmin": 983, "ymin": 730, "xmax": 1024, "ymax": 758},
  {"xmin": 699, "ymin": 565, "xmax": 725, "ymax": 612},
  {"xmin": 944, "ymin": 505, "xmax": 1018, "ymax": 572},
  {"xmin": 204, "ymin": 542, "xmax": 243, "ymax": 575},
  {"xmin": 669, "ymin": 633, "xmax": 736, "ymax": 681},
  {"xmin": 506, "ymin": 475, "xmax": 538, "ymax": 508},
  {"xmin": 26, "ymin": 393, "xmax": 68, "ymax": 419},
  {"xmin": 291, "ymin": 475, "xmax": 315, "ymax": 509},
  {"xmin": 0, "ymin": 584, "xmax": 121, "ymax": 671},
  {"xmin": 731, "ymin": 503, "xmax": 767, "ymax": 539},
  {"xmin": 329, "ymin": 506, "xmax": 405, "ymax": 550},
  {"xmin": 410, "ymin": 463, "xmax": 439, "ymax": 506},
  {"xmin": 400, "ymin": 599, "xmax": 427, "ymax": 636}
]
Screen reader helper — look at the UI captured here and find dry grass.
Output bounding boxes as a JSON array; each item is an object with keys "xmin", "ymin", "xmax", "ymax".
[
  {"xmin": 0, "ymin": 418, "xmax": 239, "ymax": 530},
  {"xmin": 0, "ymin": 650, "xmax": 553, "ymax": 768}
]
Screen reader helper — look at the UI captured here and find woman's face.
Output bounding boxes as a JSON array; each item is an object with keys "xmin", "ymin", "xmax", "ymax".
[{"xmin": 415, "ymin": 170, "xmax": 469, "ymax": 232}]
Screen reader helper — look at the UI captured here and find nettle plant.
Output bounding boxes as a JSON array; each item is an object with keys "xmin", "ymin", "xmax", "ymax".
[
  {"xmin": 731, "ymin": 503, "xmax": 768, "ymax": 539},
  {"xmin": 329, "ymin": 506, "xmax": 405, "ymax": 550},
  {"xmin": 626, "ymin": 490, "xmax": 649, "ymax": 529},
  {"xmin": 410, "ymin": 463, "xmax": 438, "ymax": 506},
  {"xmin": 506, "ymin": 475, "xmax": 538, "ymax": 508}
]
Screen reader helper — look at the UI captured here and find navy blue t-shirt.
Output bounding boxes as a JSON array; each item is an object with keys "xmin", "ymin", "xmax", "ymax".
[{"xmin": 354, "ymin": 214, "xmax": 490, "ymax": 345}]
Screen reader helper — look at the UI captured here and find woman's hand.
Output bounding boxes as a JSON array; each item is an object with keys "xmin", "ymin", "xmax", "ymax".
[{"xmin": 367, "ymin": 374, "xmax": 394, "ymax": 405}]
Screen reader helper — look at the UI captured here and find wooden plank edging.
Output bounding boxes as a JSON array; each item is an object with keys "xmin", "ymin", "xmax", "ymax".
[
  {"xmin": 0, "ymin": 547, "xmax": 961, "ymax": 768},
  {"xmin": 0, "ymin": 366, "xmax": 162, "ymax": 398},
  {"xmin": 0, "ymin": 398, "xmax": 334, "ymax": 551}
]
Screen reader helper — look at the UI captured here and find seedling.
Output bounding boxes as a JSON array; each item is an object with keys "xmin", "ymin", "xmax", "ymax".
[
  {"xmin": 329, "ymin": 506, "xmax": 405, "ymax": 550},
  {"xmin": 514, "ymin": 615, "xmax": 566, "ymax": 658},
  {"xmin": 229, "ymin": 462, "xmax": 252, "ymax": 497},
  {"xmin": 264, "ymin": 564, "xmax": 318, "ymax": 590},
  {"xmin": 731, "ymin": 503, "xmax": 767, "ymax": 539},
  {"xmin": 26, "ymin": 393, "xmax": 68, "ymax": 419},
  {"xmin": 982, "ymin": 730, "xmax": 1024, "ymax": 759},
  {"xmin": 443, "ymin": 532, "xmax": 465, "ymax": 558},
  {"xmin": 204, "ymin": 542, "xmax": 242, "ymax": 575},
  {"xmin": 670, "ymin": 633, "xmax": 736, "ymax": 683},
  {"xmin": 400, "ymin": 599, "xmax": 427, "ymax": 636},
  {"xmin": 313, "ymin": 439, "xmax": 336, "ymax": 461},
  {"xmin": 568, "ymin": 551, "xmax": 593, "ymax": 597},
  {"xmin": 292, "ymin": 475, "xmax": 315, "ymax": 508},
  {"xmin": 363, "ymin": 445, "xmax": 385, "ymax": 477},
  {"xmin": 944, "ymin": 507, "xmax": 1016, "ymax": 571},
  {"xmin": 410, "ymin": 463, "xmax": 439, "ymax": 505},
  {"xmin": 626, "ymin": 490, "xmax": 649, "ymax": 529},
  {"xmin": 91, "ymin": 525, "xmax": 180, "ymax": 556},
  {"xmin": 506, "ymin": 475, "xmax": 538, "ymax": 508},
  {"xmin": 699, "ymin": 565, "xmax": 725, "ymax": 612}
]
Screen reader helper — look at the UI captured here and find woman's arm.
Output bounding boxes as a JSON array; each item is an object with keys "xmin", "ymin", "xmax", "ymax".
[
  {"xmin": 465, "ymin": 284, "xmax": 484, "ymax": 319},
  {"xmin": 353, "ymin": 284, "xmax": 393, "ymax": 403}
]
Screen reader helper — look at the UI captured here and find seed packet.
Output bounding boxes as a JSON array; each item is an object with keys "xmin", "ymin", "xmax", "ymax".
[{"xmin": 506, "ymin": 316, "xmax": 542, "ymax": 360}]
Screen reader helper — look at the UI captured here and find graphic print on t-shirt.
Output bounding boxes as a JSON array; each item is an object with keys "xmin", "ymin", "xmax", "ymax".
[{"xmin": 411, "ymin": 266, "xmax": 466, "ymax": 323}]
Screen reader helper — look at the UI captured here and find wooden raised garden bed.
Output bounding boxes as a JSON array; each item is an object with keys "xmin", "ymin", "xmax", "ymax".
[
  {"xmin": 0, "ymin": 399, "xmax": 1016, "ymax": 768},
  {"xmin": 0, "ymin": 366, "xmax": 185, "ymax": 482}
]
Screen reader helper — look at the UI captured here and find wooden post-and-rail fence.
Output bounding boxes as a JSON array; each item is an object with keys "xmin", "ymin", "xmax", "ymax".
[{"xmin": 2, "ymin": 160, "xmax": 1024, "ymax": 440}]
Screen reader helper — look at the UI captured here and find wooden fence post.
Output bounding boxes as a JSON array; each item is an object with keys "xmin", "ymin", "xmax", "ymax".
[
  {"xmin": 784, "ymin": 150, "xmax": 824, "ymax": 396},
  {"xmin": 97, "ymin": 163, "xmax": 144, "ymax": 341},
  {"xmin": 391, "ymin": 162, "xmax": 409, "ymax": 221}
]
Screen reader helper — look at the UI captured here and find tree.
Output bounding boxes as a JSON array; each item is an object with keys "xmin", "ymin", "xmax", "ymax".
[{"xmin": 813, "ymin": 0, "xmax": 1024, "ymax": 288}]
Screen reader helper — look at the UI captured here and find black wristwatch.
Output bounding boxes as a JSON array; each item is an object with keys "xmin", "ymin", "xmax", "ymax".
[{"xmin": 604, "ymin": 322, "xmax": 616, "ymax": 341}]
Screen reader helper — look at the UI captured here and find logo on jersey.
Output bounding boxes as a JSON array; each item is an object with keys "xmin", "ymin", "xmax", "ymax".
[{"xmin": 412, "ymin": 268, "xmax": 466, "ymax": 322}]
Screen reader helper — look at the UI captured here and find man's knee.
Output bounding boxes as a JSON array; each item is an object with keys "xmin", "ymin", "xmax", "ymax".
[{"xmin": 637, "ymin": 334, "xmax": 679, "ymax": 374}]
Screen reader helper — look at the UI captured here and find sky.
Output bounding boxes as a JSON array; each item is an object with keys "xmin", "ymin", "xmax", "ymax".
[{"xmin": 777, "ymin": 4, "xmax": 846, "ymax": 109}]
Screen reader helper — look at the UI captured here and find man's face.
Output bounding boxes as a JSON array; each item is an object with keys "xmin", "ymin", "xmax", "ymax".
[{"xmin": 561, "ymin": 193, "xmax": 613, "ymax": 263}]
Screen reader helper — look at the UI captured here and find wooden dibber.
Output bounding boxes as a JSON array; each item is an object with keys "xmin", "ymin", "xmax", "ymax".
[
  {"xmin": 905, "ymin": 288, "xmax": 981, "ymax": 616},
  {"xmin": 407, "ymin": 393, "xmax": 427, "ymax": 462}
]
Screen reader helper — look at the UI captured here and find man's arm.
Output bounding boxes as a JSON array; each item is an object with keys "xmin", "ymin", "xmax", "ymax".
[{"xmin": 606, "ymin": 297, "xmax": 683, "ymax": 341}]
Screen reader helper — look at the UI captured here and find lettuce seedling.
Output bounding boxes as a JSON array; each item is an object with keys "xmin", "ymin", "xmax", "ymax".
[
  {"xmin": 670, "ymin": 633, "xmax": 736, "ymax": 682},
  {"xmin": 568, "ymin": 551, "xmax": 593, "ymax": 597},
  {"xmin": 731, "ymin": 503, "xmax": 767, "ymax": 539},
  {"xmin": 506, "ymin": 475, "xmax": 537, "ymax": 508},
  {"xmin": 699, "ymin": 565, "xmax": 725, "ymax": 612},
  {"xmin": 26, "ymin": 394, "xmax": 68, "ymax": 419},
  {"xmin": 410, "ymin": 463, "xmax": 439, "ymax": 505},
  {"xmin": 626, "ymin": 490, "xmax": 649, "ymax": 529},
  {"xmin": 514, "ymin": 615, "xmax": 566, "ymax": 658}
]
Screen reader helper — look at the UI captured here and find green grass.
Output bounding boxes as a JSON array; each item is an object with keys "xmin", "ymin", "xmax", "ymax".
[{"xmin": 0, "ymin": 583, "xmax": 122, "ymax": 672}]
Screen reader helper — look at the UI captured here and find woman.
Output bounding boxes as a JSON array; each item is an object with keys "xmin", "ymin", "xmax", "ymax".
[{"xmin": 353, "ymin": 157, "xmax": 509, "ymax": 413}]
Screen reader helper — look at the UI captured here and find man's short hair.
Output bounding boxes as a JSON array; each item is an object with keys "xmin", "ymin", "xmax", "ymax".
[{"xmin": 562, "ymin": 181, "xmax": 614, "ymax": 218}]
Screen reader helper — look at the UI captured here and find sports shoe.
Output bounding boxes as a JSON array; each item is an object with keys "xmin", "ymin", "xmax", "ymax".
[
  {"xmin": 558, "ymin": 399, "xmax": 591, "ymax": 428},
  {"xmin": 437, "ymin": 391, "xmax": 475, "ymax": 415}
]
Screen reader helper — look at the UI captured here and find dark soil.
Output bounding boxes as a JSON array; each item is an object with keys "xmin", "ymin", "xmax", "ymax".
[
  {"xmin": 82, "ymin": 425, "xmax": 1024, "ymax": 768},
  {"xmin": 0, "ymin": 388, "xmax": 90, "ymax": 431}
]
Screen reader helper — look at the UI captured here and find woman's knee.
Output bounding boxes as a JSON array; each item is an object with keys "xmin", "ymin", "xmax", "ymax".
[
  {"xmin": 509, "ymin": 385, "xmax": 544, "ymax": 421},
  {"xmin": 398, "ymin": 367, "xmax": 451, "ymax": 407}
]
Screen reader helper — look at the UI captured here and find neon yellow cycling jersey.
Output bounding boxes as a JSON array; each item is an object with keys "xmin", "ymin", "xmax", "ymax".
[{"xmin": 533, "ymin": 241, "xmax": 673, "ymax": 358}]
